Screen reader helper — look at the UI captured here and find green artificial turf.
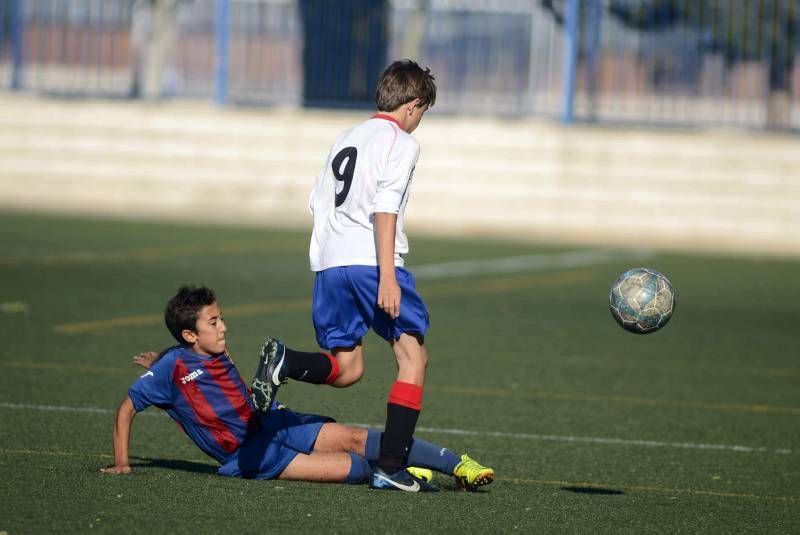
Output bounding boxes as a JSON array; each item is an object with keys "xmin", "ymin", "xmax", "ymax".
[{"xmin": 0, "ymin": 211, "xmax": 798, "ymax": 533}]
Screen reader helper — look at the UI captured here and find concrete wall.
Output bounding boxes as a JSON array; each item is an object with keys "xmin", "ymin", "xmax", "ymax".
[{"xmin": 1, "ymin": 94, "xmax": 798, "ymax": 257}]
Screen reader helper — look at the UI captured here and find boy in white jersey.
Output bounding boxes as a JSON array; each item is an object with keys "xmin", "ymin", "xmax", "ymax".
[{"xmin": 251, "ymin": 60, "xmax": 438, "ymax": 491}]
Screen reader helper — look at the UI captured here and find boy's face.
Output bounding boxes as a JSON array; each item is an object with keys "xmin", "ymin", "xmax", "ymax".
[{"xmin": 182, "ymin": 302, "xmax": 227, "ymax": 357}]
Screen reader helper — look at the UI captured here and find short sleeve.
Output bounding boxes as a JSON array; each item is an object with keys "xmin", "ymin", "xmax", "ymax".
[
  {"xmin": 372, "ymin": 136, "xmax": 419, "ymax": 214},
  {"xmin": 128, "ymin": 353, "xmax": 175, "ymax": 412}
]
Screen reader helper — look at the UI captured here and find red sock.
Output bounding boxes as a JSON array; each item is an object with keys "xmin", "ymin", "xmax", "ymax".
[
  {"xmin": 324, "ymin": 353, "xmax": 340, "ymax": 385},
  {"xmin": 387, "ymin": 381, "xmax": 423, "ymax": 410}
]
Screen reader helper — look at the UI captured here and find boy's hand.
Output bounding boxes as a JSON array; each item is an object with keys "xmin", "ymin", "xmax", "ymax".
[
  {"xmin": 378, "ymin": 278, "xmax": 402, "ymax": 319},
  {"xmin": 99, "ymin": 464, "xmax": 132, "ymax": 475},
  {"xmin": 133, "ymin": 351, "xmax": 158, "ymax": 369}
]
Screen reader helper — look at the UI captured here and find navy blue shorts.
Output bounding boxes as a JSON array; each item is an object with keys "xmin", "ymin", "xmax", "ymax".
[
  {"xmin": 217, "ymin": 402, "xmax": 333, "ymax": 480},
  {"xmin": 312, "ymin": 265, "xmax": 430, "ymax": 349}
]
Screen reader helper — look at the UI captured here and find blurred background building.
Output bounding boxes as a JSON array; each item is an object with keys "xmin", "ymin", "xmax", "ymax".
[
  {"xmin": 1, "ymin": 0, "xmax": 798, "ymax": 130},
  {"xmin": 0, "ymin": 0, "xmax": 798, "ymax": 258}
]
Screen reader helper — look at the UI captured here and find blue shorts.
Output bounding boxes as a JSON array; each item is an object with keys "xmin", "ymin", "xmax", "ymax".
[
  {"xmin": 217, "ymin": 402, "xmax": 333, "ymax": 480},
  {"xmin": 312, "ymin": 265, "xmax": 430, "ymax": 349}
]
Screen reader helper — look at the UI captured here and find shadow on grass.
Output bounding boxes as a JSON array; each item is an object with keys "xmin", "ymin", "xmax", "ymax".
[
  {"xmin": 561, "ymin": 486, "xmax": 624, "ymax": 496},
  {"xmin": 130, "ymin": 457, "xmax": 217, "ymax": 474}
]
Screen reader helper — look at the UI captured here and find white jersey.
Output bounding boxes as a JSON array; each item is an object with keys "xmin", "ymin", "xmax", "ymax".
[{"xmin": 309, "ymin": 115, "xmax": 420, "ymax": 272}]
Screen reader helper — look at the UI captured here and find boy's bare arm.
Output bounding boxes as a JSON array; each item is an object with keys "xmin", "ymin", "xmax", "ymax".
[
  {"xmin": 374, "ymin": 212, "xmax": 401, "ymax": 319},
  {"xmin": 99, "ymin": 396, "xmax": 137, "ymax": 475}
]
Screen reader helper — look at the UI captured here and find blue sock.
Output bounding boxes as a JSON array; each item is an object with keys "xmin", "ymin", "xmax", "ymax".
[
  {"xmin": 366, "ymin": 430, "xmax": 460, "ymax": 475},
  {"xmin": 366, "ymin": 430, "xmax": 382, "ymax": 460},
  {"xmin": 345, "ymin": 453, "xmax": 371, "ymax": 484}
]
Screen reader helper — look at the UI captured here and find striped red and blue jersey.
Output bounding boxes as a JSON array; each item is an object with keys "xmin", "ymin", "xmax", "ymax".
[{"xmin": 128, "ymin": 345, "xmax": 260, "ymax": 462}]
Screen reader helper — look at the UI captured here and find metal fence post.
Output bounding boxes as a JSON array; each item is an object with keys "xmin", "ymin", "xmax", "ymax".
[
  {"xmin": 10, "ymin": 0, "xmax": 23, "ymax": 90},
  {"xmin": 583, "ymin": 0, "xmax": 602, "ymax": 121},
  {"xmin": 561, "ymin": 0, "xmax": 579, "ymax": 123},
  {"xmin": 215, "ymin": 0, "xmax": 230, "ymax": 106}
]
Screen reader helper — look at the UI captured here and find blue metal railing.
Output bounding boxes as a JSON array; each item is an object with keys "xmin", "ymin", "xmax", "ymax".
[
  {"xmin": 0, "ymin": 0, "xmax": 23, "ymax": 89},
  {"xmin": 561, "ymin": 0, "xmax": 580, "ymax": 123},
  {"xmin": 1, "ymin": 0, "xmax": 797, "ymax": 130},
  {"xmin": 3, "ymin": 0, "xmax": 135, "ymax": 96},
  {"xmin": 214, "ymin": 0, "xmax": 229, "ymax": 105}
]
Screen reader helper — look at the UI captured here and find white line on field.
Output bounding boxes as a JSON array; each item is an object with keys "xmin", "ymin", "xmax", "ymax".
[
  {"xmin": 1, "ymin": 402, "xmax": 790, "ymax": 456},
  {"xmin": 52, "ymin": 248, "xmax": 643, "ymax": 334},
  {"xmin": 411, "ymin": 425, "xmax": 794, "ymax": 455},
  {"xmin": 412, "ymin": 249, "xmax": 652, "ymax": 280},
  {"xmin": 0, "ymin": 402, "xmax": 114, "ymax": 414}
]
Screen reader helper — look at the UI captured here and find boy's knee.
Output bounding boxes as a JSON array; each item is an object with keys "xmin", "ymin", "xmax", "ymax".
[
  {"xmin": 350, "ymin": 427, "xmax": 369, "ymax": 451},
  {"xmin": 332, "ymin": 359, "xmax": 364, "ymax": 387},
  {"xmin": 331, "ymin": 346, "xmax": 364, "ymax": 387},
  {"xmin": 333, "ymin": 372, "xmax": 362, "ymax": 387}
]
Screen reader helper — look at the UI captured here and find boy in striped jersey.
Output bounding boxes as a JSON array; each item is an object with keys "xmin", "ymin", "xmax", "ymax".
[{"xmin": 100, "ymin": 285, "xmax": 493, "ymax": 491}]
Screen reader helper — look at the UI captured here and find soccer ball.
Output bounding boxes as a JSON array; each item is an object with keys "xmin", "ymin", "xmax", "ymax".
[{"xmin": 609, "ymin": 268, "xmax": 675, "ymax": 334}]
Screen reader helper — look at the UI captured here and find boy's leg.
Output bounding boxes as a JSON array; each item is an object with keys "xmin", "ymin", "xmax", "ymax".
[
  {"xmin": 392, "ymin": 334, "xmax": 427, "ymax": 385},
  {"xmin": 311, "ymin": 422, "xmax": 369, "ymax": 455},
  {"xmin": 310, "ymin": 266, "xmax": 368, "ymax": 388},
  {"xmin": 367, "ymin": 266, "xmax": 430, "ymax": 478},
  {"xmin": 251, "ymin": 338, "xmax": 350, "ymax": 412},
  {"xmin": 306, "ymin": 423, "xmax": 438, "ymax": 491},
  {"xmin": 329, "ymin": 345, "xmax": 364, "ymax": 387},
  {"xmin": 365, "ymin": 429, "xmax": 495, "ymax": 491},
  {"xmin": 279, "ymin": 450, "xmax": 436, "ymax": 490},
  {"xmin": 251, "ymin": 264, "xmax": 370, "ymax": 412},
  {"xmin": 278, "ymin": 450, "xmax": 361, "ymax": 483},
  {"xmin": 365, "ymin": 429, "xmax": 457, "ymax": 474},
  {"xmin": 374, "ymin": 333, "xmax": 427, "ymax": 473},
  {"xmin": 282, "ymin": 347, "xmax": 341, "ymax": 385}
]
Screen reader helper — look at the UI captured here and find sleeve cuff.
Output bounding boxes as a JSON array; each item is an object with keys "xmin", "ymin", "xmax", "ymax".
[
  {"xmin": 127, "ymin": 389, "xmax": 147, "ymax": 413},
  {"xmin": 372, "ymin": 191, "xmax": 404, "ymax": 214}
]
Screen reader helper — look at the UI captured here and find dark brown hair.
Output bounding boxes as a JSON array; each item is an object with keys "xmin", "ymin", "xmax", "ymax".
[
  {"xmin": 375, "ymin": 60, "xmax": 437, "ymax": 112},
  {"xmin": 164, "ymin": 285, "xmax": 216, "ymax": 344}
]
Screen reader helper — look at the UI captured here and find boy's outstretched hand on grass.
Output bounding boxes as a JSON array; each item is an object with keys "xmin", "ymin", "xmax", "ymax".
[{"xmin": 133, "ymin": 351, "xmax": 158, "ymax": 369}]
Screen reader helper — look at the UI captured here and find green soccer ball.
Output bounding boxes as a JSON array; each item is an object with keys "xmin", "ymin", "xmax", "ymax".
[{"xmin": 609, "ymin": 267, "xmax": 675, "ymax": 334}]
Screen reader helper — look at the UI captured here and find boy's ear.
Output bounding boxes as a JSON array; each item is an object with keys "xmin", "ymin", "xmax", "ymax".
[
  {"xmin": 181, "ymin": 329, "xmax": 198, "ymax": 344},
  {"xmin": 407, "ymin": 98, "xmax": 421, "ymax": 115}
]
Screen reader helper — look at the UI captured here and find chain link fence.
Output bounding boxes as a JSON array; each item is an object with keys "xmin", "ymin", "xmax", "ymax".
[{"xmin": 1, "ymin": 0, "xmax": 798, "ymax": 129}]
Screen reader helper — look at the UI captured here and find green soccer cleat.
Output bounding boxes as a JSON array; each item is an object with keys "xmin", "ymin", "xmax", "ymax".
[{"xmin": 453, "ymin": 454, "xmax": 494, "ymax": 491}]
